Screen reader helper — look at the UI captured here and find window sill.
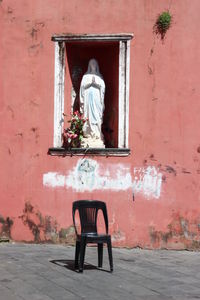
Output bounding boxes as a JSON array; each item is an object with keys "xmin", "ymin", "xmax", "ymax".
[{"xmin": 48, "ymin": 147, "xmax": 130, "ymax": 157}]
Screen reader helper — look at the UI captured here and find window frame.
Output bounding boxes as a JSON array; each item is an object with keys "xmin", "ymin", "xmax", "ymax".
[{"xmin": 50, "ymin": 33, "xmax": 133, "ymax": 156}]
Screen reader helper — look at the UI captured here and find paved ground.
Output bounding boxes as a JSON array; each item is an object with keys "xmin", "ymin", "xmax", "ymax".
[{"xmin": 0, "ymin": 243, "xmax": 200, "ymax": 300}]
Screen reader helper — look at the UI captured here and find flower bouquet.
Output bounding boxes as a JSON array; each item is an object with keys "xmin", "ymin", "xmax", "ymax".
[{"xmin": 63, "ymin": 111, "xmax": 87, "ymax": 148}]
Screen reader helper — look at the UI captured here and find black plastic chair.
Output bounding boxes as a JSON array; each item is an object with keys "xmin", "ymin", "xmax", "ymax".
[{"xmin": 72, "ymin": 200, "xmax": 113, "ymax": 273}]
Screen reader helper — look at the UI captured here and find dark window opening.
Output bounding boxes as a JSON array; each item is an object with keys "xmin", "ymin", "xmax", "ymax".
[{"xmin": 65, "ymin": 42, "xmax": 119, "ymax": 148}]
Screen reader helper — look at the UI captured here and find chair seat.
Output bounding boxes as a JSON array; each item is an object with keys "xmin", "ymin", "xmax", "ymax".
[{"xmin": 77, "ymin": 233, "xmax": 111, "ymax": 243}]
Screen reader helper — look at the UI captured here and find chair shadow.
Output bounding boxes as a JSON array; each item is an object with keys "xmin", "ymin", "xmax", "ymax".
[{"xmin": 50, "ymin": 259, "xmax": 111, "ymax": 273}]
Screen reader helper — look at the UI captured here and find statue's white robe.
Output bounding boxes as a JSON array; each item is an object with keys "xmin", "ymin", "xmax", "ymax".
[{"xmin": 80, "ymin": 74, "xmax": 105, "ymax": 143}]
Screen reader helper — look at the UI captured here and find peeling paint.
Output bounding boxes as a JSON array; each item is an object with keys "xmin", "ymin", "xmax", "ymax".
[
  {"xmin": 59, "ymin": 226, "xmax": 75, "ymax": 245},
  {"xmin": 44, "ymin": 159, "xmax": 132, "ymax": 192},
  {"xmin": 19, "ymin": 202, "xmax": 76, "ymax": 244},
  {"xmin": 43, "ymin": 159, "xmax": 162, "ymax": 199},
  {"xmin": 28, "ymin": 42, "xmax": 43, "ymax": 56},
  {"xmin": 133, "ymin": 166, "xmax": 162, "ymax": 199},
  {"xmin": 112, "ymin": 229, "xmax": 126, "ymax": 242},
  {"xmin": 165, "ymin": 165, "xmax": 177, "ymax": 176},
  {"xmin": 19, "ymin": 202, "xmax": 59, "ymax": 243},
  {"xmin": 149, "ymin": 214, "xmax": 200, "ymax": 250},
  {"xmin": 0, "ymin": 215, "xmax": 13, "ymax": 240}
]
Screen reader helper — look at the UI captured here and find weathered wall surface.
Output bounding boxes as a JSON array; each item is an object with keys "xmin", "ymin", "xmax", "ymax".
[{"xmin": 0, "ymin": 0, "xmax": 200, "ymax": 249}]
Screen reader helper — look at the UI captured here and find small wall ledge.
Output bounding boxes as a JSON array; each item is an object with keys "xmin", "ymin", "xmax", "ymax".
[{"xmin": 48, "ymin": 147, "xmax": 130, "ymax": 157}]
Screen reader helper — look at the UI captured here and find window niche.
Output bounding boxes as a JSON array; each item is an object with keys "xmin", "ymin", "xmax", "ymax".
[{"xmin": 49, "ymin": 34, "xmax": 133, "ymax": 157}]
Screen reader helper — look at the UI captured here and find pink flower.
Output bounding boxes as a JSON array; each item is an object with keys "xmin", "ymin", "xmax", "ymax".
[
  {"xmin": 67, "ymin": 132, "xmax": 73, "ymax": 138},
  {"xmin": 74, "ymin": 111, "xmax": 79, "ymax": 116}
]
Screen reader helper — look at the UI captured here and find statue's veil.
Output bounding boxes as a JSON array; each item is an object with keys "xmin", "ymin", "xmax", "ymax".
[{"xmin": 85, "ymin": 58, "xmax": 103, "ymax": 79}]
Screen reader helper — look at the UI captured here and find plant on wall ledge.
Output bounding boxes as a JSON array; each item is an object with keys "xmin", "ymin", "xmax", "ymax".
[
  {"xmin": 63, "ymin": 111, "xmax": 87, "ymax": 148},
  {"xmin": 155, "ymin": 11, "xmax": 172, "ymax": 40}
]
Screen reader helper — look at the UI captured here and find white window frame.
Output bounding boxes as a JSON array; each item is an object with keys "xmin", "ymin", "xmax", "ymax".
[{"xmin": 52, "ymin": 34, "xmax": 133, "ymax": 148}]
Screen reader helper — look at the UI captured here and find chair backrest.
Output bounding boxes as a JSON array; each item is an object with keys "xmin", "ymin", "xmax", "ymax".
[{"xmin": 72, "ymin": 200, "xmax": 108, "ymax": 235}]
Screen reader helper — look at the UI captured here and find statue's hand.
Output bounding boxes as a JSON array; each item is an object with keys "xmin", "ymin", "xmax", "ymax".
[{"xmin": 92, "ymin": 76, "xmax": 95, "ymax": 84}]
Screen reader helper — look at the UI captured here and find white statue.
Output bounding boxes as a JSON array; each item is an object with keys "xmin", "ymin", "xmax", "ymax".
[{"xmin": 80, "ymin": 59, "xmax": 105, "ymax": 148}]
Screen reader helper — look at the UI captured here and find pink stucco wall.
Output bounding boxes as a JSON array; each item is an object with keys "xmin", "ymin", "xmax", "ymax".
[{"xmin": 0, "ymin": 0, "xmax": 200, "ymax": 249}]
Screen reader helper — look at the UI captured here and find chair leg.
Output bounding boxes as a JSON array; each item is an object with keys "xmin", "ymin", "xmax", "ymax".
[
  {"xmin": 75, "ymin": 241, "xmax": 80, "ymax": 269},
  {"xmin": 79, "ymin": 237, "xmax": 86, "ymax": 273},
  {"xmin": 107, "ymin": 237, "xmax": 113, "ymax": 272},
  {"xmin": 98, "ymin": 243, "xmax": 103, "ymax": 268}
]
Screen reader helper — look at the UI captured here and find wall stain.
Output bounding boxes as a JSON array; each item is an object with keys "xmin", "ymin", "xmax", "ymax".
[
  {"xmin": 0, "ymin": 215, "xmax": 13, "ymax": 241},
  {"xmin": 148, "ymin": 64, "xmax": 154, "ymax": 75},
  {"xmin": 19, "ymin": 202, "xmax": 59, "ymax": 243},
  {"xmin": 30, "ymin": 100, "xmax": 39, "ymax": 107},
  {"xmin": 143, "ymin": 159, "xmax": 147, "ymax": 165},
  {"xmin": 149, "ymin": 154, "xmax": 157, "ymax": 161},
  {"xmin": 19, "ymin": 202, "xmax": 75, "ymax": 244},
  {"xmin": 136, "ymin": 131, "xmax": 142, "ymax": 139},
  {"xmin": 149, "ymin": 214, "xmax": 200, "ymax": 250},
  {"xmin": 31, "ymin": 127, "xmax": 39, "ymax": 143},
  {"xmin": 59, "ymin": 226, "xmax": 75, "ymax": 245},
  {"xmin": 35, "ymin": 21, "xmax": 45, "ymax": 28},
  {"xmin": 6, "ymin": 6, "xmax": 15, "ymax": 22},
  {"xmin": 15, "ymin": 132, "xmax": 23, "ymax": 137},
  {"xmin": 182, "ymin": 168, "xmax": 191, "ymax": 174},
  {"xmin": 30, "ymin": 28, "xmax": 38, "ymax": 39},
  {"xmin": 29, "ymin": 43, "xmax": 42, "ymax": 50},
  {"xmin": 28, "ymin": 22, "xmax": 45, "ymax": 40},
  {"xmin": 7, "ymin": 105, "xmax": 14, "ymax": 119},
  {"xmin": 147, "ymin": 38, "xmax": 156, "ymax": 94},
  {"xmin": 150, "ymin": 47, "xmax": 154, "ymax": 56},
  {"xmin": 7, "ymin": 6, "xmax": 13, "ymax": 14},
  {"xmin": 143, "ymin": 160, "xmax": 191, "ymax": 179},
  {"xmin": 28, "ymin": 42, "xmax": 43, "ymax": 56},
  {"xmin": 164, "ymin": 165, "xmax": 176, "ymax": 176},
  {"xmin": 112, "ymin": 229, "xmax": 126, "ymax": 242},
  {"xmin": 7, "ymin": 147, "xmax": 11, "ymax": 155}
]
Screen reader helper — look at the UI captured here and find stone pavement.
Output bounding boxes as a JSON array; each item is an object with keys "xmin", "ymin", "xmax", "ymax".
[{"xmin": 0, "ymin": 243, "xmax": 200, "ymax": 300}]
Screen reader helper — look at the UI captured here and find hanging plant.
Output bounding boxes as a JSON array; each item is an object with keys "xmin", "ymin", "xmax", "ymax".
[{"xmin": 155, "ymin": 11, "xmax": 172, "ymax": 40}]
